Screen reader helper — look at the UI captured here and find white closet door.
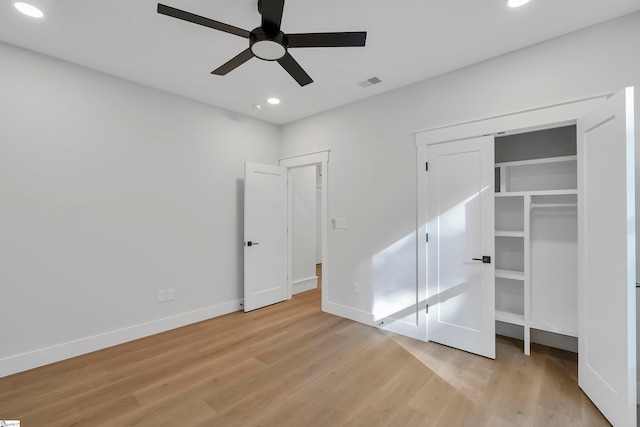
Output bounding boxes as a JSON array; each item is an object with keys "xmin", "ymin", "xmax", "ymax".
[
  {"xmin": 426, "ymin": 136, "xmax": 495, "ymax": 359},
  {"xmin": 244, "ymin": 162, "xmax": 288, "ymax": 312},
  {"xmin": 577, "ymin": 87, "xmax": 636, "ymax": 427}
]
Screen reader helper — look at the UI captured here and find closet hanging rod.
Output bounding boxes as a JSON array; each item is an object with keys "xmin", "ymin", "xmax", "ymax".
[{"xmin": 530, "ymin": 202, "xmax": 577, "ymax": 209}]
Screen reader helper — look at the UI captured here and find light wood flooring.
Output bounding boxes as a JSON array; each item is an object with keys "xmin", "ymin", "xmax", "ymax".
[{"xmin": 0, "ymin": 268, "xmax": 609, "ymax": 426}]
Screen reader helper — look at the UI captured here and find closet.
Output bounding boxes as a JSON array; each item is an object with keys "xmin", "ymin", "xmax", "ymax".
[
  {"xmin": 494, "ymin": 126, "xmax": 578, "ymax": 355},
  {"xmin": 415, "ymin": 87, "xmax": 636, "ymax": 427}
]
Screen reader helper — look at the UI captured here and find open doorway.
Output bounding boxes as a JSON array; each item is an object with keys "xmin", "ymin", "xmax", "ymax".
[
  {"xmin": 280, "ymin": 150, "xmax": 329, "ymax": 311},
  {"xmin": 288, "ymin": 164, "xmax": 321, "ymax": 296}
]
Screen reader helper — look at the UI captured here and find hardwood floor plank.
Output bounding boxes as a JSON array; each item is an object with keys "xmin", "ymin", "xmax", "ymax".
[
  {"xmin": 484, "ymin": 413, "xmax": 519, "ymax": 426},
  {"xmin": 408, "ymin": 373, "xmax": 460, "ymax": 421},
  {"xmin": 251, "ymin": 334, "xmax": 407, "ymax": 426},
  {"xmin": 537, "ymin": 352, "xmax": 583, "ymax": 420},
  {"xmin": 388, "ymin": 406, "xmax": 439, "ymax": 427},
  {"xmin": 0, "ymin": 286, "xmax": 611, "ymax": 426},
  {"xmin": 438, "ymin": 393, "xmax": 492, "ymax": 427},
  {"xmin": 38, "ymin": 394, "xmax": 140, "ymax": 427},
  {"xmin": 133, "ymin": 356, "xmax": 267, "ymax": 405},
  {"xmin": 204, "ymin": 324, "xmax": 378, "ymax": 414},
  {"xmin": 353, "ymin": 355, "xmax": 434, "ymax": 426},
  {"xmin": 534, "ymin": 405, "xmax": 583, "ymax": 427},
  {"xmin": 108, "ymin": 396, "xmax": 216, "ymax": 427}
]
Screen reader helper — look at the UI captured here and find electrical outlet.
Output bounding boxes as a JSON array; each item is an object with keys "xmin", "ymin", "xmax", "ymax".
[
  {"xmin": 157, "ymin": 290, "xmax": 166, "ymax": 303},
  {"xmin": 166, "ymin": 288, "xmax": 175, "ymax": 301},
  {"xmin": 352, "ymin": 282, "xmax": 359, "ymax": 294}
]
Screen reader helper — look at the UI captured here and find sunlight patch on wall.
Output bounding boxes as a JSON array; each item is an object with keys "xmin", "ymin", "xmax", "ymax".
[{"xmin": 372, "ymin": 232, "xmax": 416, "ymax": 323}]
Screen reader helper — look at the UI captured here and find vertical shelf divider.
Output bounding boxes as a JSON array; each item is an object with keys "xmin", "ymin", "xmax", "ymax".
[{"xmin": 523, "ymin": 194, "xmax": 531, "ymax": 356}]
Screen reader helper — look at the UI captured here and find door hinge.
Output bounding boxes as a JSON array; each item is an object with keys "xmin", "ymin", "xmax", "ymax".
[
  {"xmin": 426, "ymin": 304, "xmax": 429, "ymax": 314},
  {"xmin": 425, "ymin": 162, "xmax": 429, "ymax": 171},
  {"xmin": 426, "ymin": 233, "xmax": 428, "ymax": 243}
]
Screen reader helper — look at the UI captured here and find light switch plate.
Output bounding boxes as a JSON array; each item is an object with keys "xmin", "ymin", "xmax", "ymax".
[{"xmin": 335, "ymin": 218, "xmax": 348, "ymax": 229}]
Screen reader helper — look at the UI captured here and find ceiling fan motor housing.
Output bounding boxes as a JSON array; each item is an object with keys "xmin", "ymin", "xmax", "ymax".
[{"xmin": 250, "ymin": 28, "xmax": 287, "ymax": 61}]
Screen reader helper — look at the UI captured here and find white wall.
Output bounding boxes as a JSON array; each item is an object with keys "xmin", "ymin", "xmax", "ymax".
[
  {"xmin": 3, "ymin": 11, "xmax": 640, "ymax": 378},
  {"xmin": 0, "ymin": 42, "xmax": 280, "ymax": 376},
  {"xmin": 280, "ymin": 12, "xmax": 640, "ymax": 325},
  {"xmin": 290, "ymin": 166, "xmax": 317, "ymax": 293}
]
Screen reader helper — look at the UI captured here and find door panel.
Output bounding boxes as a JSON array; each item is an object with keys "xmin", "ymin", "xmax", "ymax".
[
  {"xmin": 577, "ymin": 87, "xmax": 636, "ymax": 427},
  {"xmin": 427, "ymin": 136, "xmax": 496, "ymax": 359},
  {"xmin": 244, "ymin": 162, "xmax": 288, "ymax": 312}
]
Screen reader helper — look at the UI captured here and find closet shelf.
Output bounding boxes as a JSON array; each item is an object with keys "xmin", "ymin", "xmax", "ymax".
[
  {"xmin": 495, "ymin": 189, "xmax": 578, "ymax": 198},
  {"xmin": 530, "ymin": 202, "xmax": 577, "ymax": 209},
  {"xmin": 495, "ymin": 230, "xmax": 525, "ymax": 238},
  {"xmin": 496, "ymin": 310, "xmax": 525, "ymax": 326},
  {"xmin": 496, "ymin": 269, "xmax": 525, "ymax": 281},
  {"xmin": 495, "ymin": 155, "xmax": 577, "ymax": 168}
]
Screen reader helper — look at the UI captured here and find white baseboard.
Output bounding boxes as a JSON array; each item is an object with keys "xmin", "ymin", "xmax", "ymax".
[
  {"xmin": 323, "ymin": 300, "xmax": 374, "ymax": 325},
  {"xmin": 0, "ymin": 299, "xmax": 242, "ymax": 379},
  {"xmin": 292, "ymin": 276, "xmax": 318, "ymax": 295}
]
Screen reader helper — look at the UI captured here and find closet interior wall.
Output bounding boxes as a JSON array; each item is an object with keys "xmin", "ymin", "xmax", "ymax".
[{"xmin": 494, "ymin": 125, "xmax": 579, "ymax": 354}]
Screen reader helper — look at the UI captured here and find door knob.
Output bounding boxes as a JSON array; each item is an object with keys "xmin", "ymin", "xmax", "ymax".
[{"xmin": 472, "ymin": 256, "xmax": 491, "ymax": 264}]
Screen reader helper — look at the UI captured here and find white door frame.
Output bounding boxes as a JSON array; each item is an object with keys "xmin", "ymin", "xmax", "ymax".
[
  {"xmin": 415, "ymin": 92, "xmax": 612, "ymax": 342},
  {"xmin": 280, "ymin": 150, "xmax": 330, "ymax": 312}
]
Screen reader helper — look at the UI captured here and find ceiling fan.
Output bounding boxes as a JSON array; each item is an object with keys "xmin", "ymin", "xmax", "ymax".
[{"xmin": 157, "ymin": 1, "xmax": 367, "ymax": 87}]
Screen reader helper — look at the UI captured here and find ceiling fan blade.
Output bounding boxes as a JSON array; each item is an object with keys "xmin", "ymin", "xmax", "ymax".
[
  {"xmin": 287, "ymin": 32, "xmax": 367, "ymax": 48},
  {"xmin": 157, "ymin": 4, "xmax": 250, "ymax": 38},
  {"xmin": 211, "ymin": 49, "xmax": 254, "ymax": 75},
  {"xmin": 277, "ymin": 52, "xmax": 313, "ymax": 87},
  {"xmin": 259, "ymin": 0, "xmax": 285, "ymax": 33}
]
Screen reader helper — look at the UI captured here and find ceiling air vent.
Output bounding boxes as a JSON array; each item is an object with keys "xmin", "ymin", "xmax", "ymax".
[{"xmin": 358, "ymin": 76, "xmax": 382, "ymax": 88}]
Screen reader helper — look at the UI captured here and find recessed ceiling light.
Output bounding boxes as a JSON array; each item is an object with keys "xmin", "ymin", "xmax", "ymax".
[
  {"xmin": 267, "ymin": 98, "xmax": 280, "ymax": 105},
  {"xmin": 14, "ymin": 2, "xmax": 44, "ymax": 18},
  {"xmin": 252, "ymin": 104, "xmax": 262, "ymax": 110},
  {"xmin": 508, "ymin": 0, "xmax": 531, "ymax": 7}
]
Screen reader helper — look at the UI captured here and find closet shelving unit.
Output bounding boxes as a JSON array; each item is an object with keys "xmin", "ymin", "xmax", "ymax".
[{"xmin": 494, "ymin": 150, "xmax": 578, "ymax": 355}]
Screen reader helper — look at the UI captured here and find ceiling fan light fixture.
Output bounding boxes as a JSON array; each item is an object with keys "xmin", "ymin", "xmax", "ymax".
[
  {"xmin": 251, "ymin": 40, "xmax": 286, "ymax": 60},
  {"xmin": 507, "ymin": 0, "xmax": 531, "ymax": 7},
  {"xmin": 250, "ymin": 28, "xmax": 286, "ymax": 61},
  {"xmin": 14, "ymin": 2, "xmax": 44, "ymax": 18}
]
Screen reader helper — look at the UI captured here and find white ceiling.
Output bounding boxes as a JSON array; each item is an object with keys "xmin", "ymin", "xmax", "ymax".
[{"xmin": 1, "ymin": 0, "xmax": 639, "ymax": 125}]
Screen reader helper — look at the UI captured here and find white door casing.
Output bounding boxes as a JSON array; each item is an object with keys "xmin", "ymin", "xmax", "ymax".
[
  {"xmin": 577, "ymin": 87, "xmax": 636, "ymax": 427},
  {"xmin": 243, "ymin": 162, "xmax": 288, "ymax": 312},
  {"xmin": 426, "ymin": 136, "xmax": 496, "ymax": 359},
  {"xmin": 280, "ymin": 150, "xmax": 330, "ymax": 313},
  {"xmin": 316, "ymin": 186, "xmax": 322, "ymax": 264}
]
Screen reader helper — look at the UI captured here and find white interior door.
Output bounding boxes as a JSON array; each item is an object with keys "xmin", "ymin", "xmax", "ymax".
[
  {"xmin": 577, "ymin": 87, "xmax": 636, "ymax": 427},
  {"xmin": 426, "ymin": 136, "xmax": 495, "ymax": 359},
  {"xmin": 244, "ymin": 162, "xmax": 288, "ymax": 312}
]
